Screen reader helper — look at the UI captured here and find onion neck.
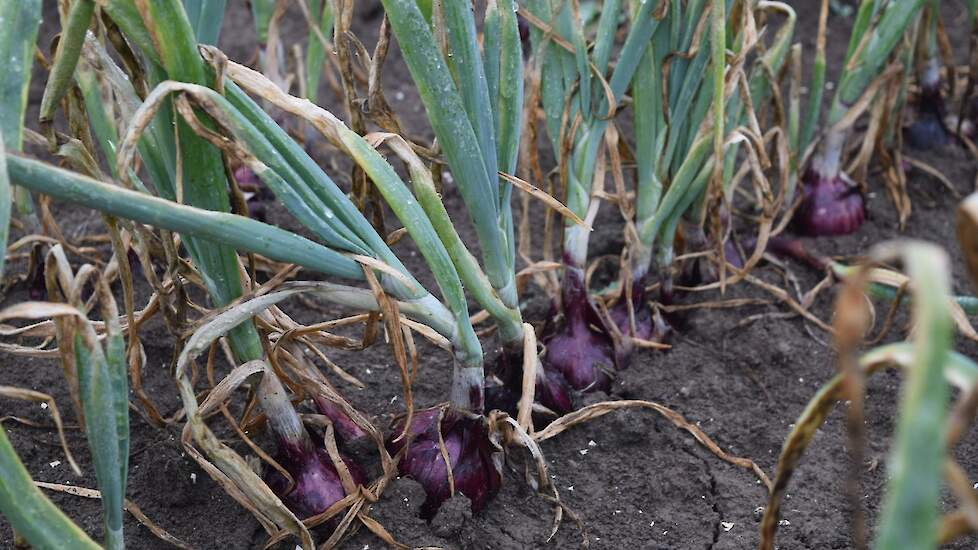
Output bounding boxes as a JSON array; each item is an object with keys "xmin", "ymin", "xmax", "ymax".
[
  {"xmin": 812, "ymin": 126, "xmax": 849, "ymax": 182},
  {"xmin": 451, "ymin": 358, "xmax": 485, "ymax": 413},
  {"xmin": 921, "ymin": 55, "xmax": 941, "ymax": 97},
  {"xmin": 564, "ymin": 224, "xmax": 591, "ymax": 270},
  {"xmin": 629, "ymin": 239, "xmax": 654, "ymax": 283},
  {"xmin": 560, "ymin": 264, "xmax": 590, "ymax": 323},
  {"xmin": 621, "ymin": 239, "xmax": 653, "ymax": 308},
  {"xmin": 258, "ymin": 371, "xmax": 314, "ymax": 463},
  {"xmin": 656, "ymin": 245, "xmax": 675, "ymax": 305},
  {"xmin": 918, "ymin": 55, "xmax": 944, "ymax": 118}
]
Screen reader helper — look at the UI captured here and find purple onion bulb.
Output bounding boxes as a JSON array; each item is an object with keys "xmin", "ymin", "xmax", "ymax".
[
  {"xmin": 793, "ymin": 168, "xmax": 865, "ymax": 237},
  {"xmin": 542, "ymin": 268, "xmax": 616, "ymax": 392},
  {"xmin": 388, "ymin": 408, "xmax": 502, "ymax": 520}
]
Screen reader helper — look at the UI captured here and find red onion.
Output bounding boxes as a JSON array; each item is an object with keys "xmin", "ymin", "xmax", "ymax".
[
  {"xmin": 258, "ymin": 373, "xmax": 364, "ymax": 519},
  {"xmin": 906, "ymin": 87, "xmax": 950, "ymax": 150},
  {"xmin": 264, "ymin": 440, "xmax": 365, "ymax": 519},
  {"xmin": 906, "ymin": 58, "xmax": 951, "ymax": 150},
  {"xmin": 608, "ymin": 278, "xmax": 656, "ymax": 342},
  {"xmin": 486, "ymin": 356, "xmax": 575, "ymax": 418},
  {"xmin": 313, "ymin": 396, "xmax": 368, "ymax": 443},
  {"xmin": 794, "ymin": 167, "xmax": 865, "ymax": 236},
  {"xmin": 232, "ymin": 165, "xmax": 272, "ymax": 222},
  {"xmin": 388, "ymin": 407, "xmax": 502, "ymax": 519},
  {"xmin": 541, "ymin": 267, "xmax": 617, "ymax": 392}
]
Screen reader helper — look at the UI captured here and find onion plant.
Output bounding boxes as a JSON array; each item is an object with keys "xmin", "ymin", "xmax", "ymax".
[
  {"xmin": 522, "ymin": 0, "xmax": 784, "ymax": 395},
  {"xmin": 2, "ymin": 0, "xmax": 416, "ymax": 538},
  {"xmin": 0, "ymin": 0, "xmax": 540, "ymax": 529},
  {"xmin": 904, "ymin": 0, "xmax": 949, "ymax": 150},
  {"xmin": 794, "ymin": 0, "xmax": 925, "ymax": 237},
  {"xmin": 903, "ymin": 1, "xmax": 978, "ymax": 153},
  {"xmin": 0, "ymin": 0, "xmax": 786, "ymax": 543},
  {"xmin": 618, "ymin": 1, "xmax": 795, "ymax": 343},
  {"xmin": 374, "ymin": 0, "xmax": 611, "ymax": 446},
  {"xmin": 520, "ymin": 0, "xmax": 666, "ymax": 397}
]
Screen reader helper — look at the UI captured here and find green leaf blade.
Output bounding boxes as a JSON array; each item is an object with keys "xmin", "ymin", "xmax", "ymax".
[{"xmin": 0, "ymin": 426, "xmax": 101, "ymax": 550}]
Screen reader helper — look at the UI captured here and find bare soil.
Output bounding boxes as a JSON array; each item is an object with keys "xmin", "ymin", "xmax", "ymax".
[{"xmin": 3, "ymin": 1, "xmax": 978, "ymax": 549}]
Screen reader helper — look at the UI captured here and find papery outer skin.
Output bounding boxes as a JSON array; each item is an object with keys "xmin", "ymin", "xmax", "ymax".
[
  {"xmin": 313, "ymin": 396, "xmax": 368, "ymax": 443},
  {"xmin": 486, "ymin": 348, "xmax": 574, "ymax": 418},
  {"xmin": 609, "ymin": 278, "xmax": 655, "ymax": 342},
  {"xmin": 388, "ymin": 408, "xmax": 502, "ymax": 519},
  {"xmin": 534, "ymin": 364, "xmax": 575, "ymax": 415},
  {"xmin": 794, "ymin": 168, "xmax": 865, "ymax": 237},
  {"xmin": 542, "ymin": 265, "xmax": 615, "ymax": 392},
  {"xmin": 233, "ymin": 164, "xmax": 273, "ymax": 200},
  {"xmin": 609, "ymin": 239, "xmax": 659, "ymax": 356},
  {"xmin": 723, "ymin": 239, "xmax": 745, "ymax": 270},
  {"xmin": 265, "ymin": 440, "xmax": 365, "ymax": 520},
  {"xmin": 679, "ymin": 221, "xmax": 745, "ymax": 284}
]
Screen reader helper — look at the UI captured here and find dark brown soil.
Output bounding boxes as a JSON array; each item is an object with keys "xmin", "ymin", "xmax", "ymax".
[{"xmin": 3, "ymin": 1, "xmax": 978, "ymax": 549}]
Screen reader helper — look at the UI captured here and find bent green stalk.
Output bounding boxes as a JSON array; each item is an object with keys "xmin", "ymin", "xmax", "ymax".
[
  {"xmin": 203, "ymin": 56, "xmax": 487, "ymax": 408},
  {"xmin": 0, "ymin": 426, "xmax": 100, "ymax": 550},
  {"xmin": 6, "ymin": 153, "xmax": 465, "ymax": 342},
  {"xmin": 127, "ymin": 0, "xmax": 264, "ymax": 362},
  {"xmin": 381, "ymin": 0, "xmax": 534, "ymax": 357}
]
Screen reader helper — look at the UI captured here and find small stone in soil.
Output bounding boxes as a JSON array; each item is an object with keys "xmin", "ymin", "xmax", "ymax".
[
  {"xmin": 753, "ymin": 506, "xmax": 765, "ymax": 522},
  {"xmin": 430, "ymin": 493, "xmax": 472, "ymax": 539},
  {"xmin": 385, "ymin": 477, "xmax": 428, "ymax": 515}
]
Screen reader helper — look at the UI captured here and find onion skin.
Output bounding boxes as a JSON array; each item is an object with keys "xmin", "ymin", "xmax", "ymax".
[
  {"xmin": 264, "ymin": 439, "xmax": 365, "ymax": 520},
  {"xmin": 542, "ymin": 267, "xmax": 616, "ymax": 393},
  {"xmin": 486, "ymin": 347, "xmax": 575, "ymax": 418},
  {"xmin": 906, "ymin": 113, "xmax": 950, "ymax": 150},
  {"xmin": 233, "ymin": 165, "xmax": 259, "ymax": 188},
  {"xmin": 793, "ymin": 168, "xmax": 865, "ymax": 237},
  {"xmin": 312, "ymin": 396, "xmax": 368, "ymax": 443},
  {"xmin": 534, "ymin": 363, "xmax": 575, "ymax": 415},
  {"xmin": 906, "ymin": 80, "xmax": 950, "ymax": 150},
  {"xmin": 232, "ymin": 165, "xmax": 271, "ymax": 221},
  {"xmin": 389, "ymin": 408, "xmax": 502, "ymax": 520},
  {"xmin": 608, "ymin": 278, "xmax": 655, "ymax": 343}
]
